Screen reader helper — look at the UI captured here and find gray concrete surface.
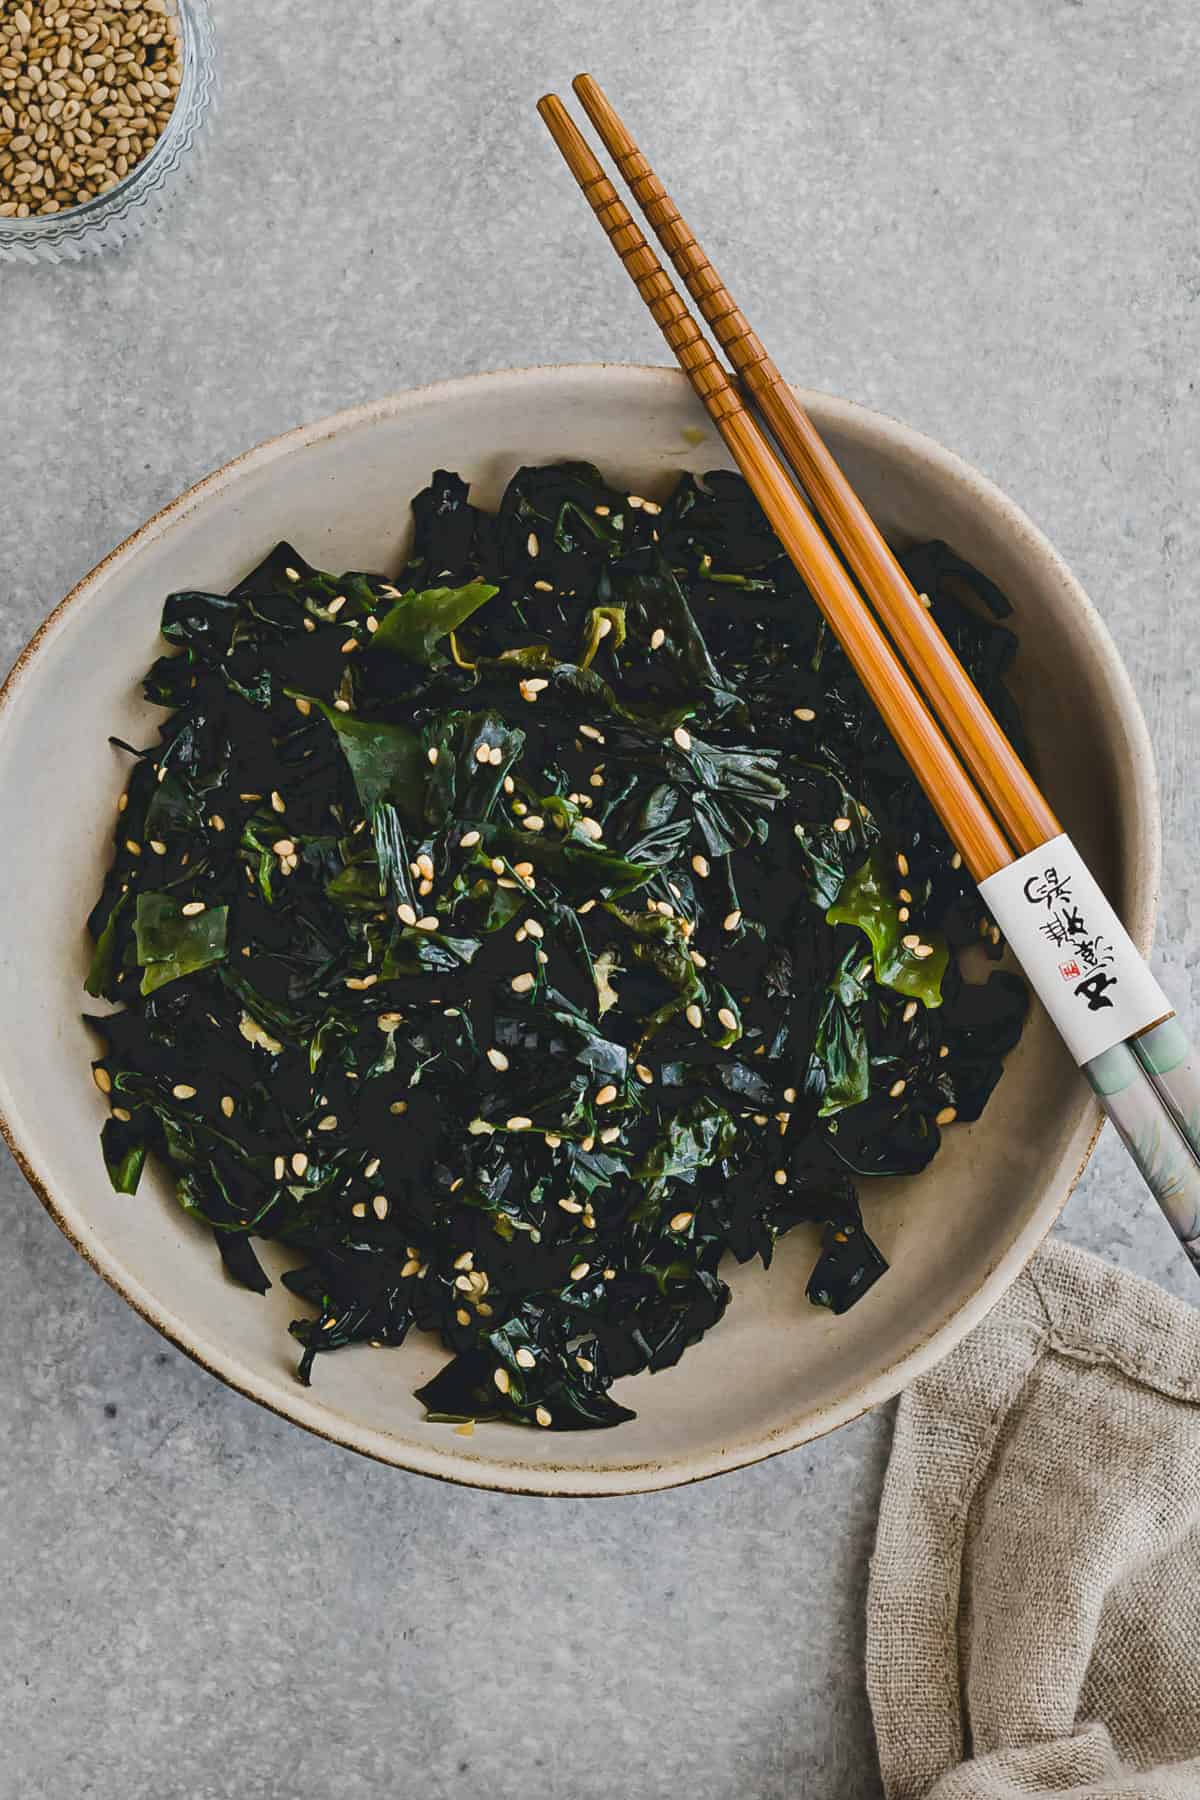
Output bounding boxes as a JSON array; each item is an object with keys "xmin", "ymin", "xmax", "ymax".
[{"xmin": 2, "ymin": 2, "xmax": 1198, "ymax": 1795}]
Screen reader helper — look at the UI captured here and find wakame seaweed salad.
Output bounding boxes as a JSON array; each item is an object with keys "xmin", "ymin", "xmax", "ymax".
[{"xmin": 85, "ymin": 462, "xmax": 1029, "ymax": 1431}]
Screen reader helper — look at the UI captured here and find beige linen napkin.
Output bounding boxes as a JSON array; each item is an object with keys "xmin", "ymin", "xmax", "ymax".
[{"xmin": 867, "ymin": 1239, "xmax": 1200, "ymax": 1799}]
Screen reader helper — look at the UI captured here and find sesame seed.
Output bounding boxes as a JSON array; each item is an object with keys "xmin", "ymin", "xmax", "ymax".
[
  {"xmin": 524, "ymin": 919, "xmax": 544, "ymax": 939},
  {"xmin": 670, "ymin": 1211, "xmax": 696, "ymax": 1234},
  {"xmin": 589, "ymin": 770, "xmax": 605, "ymax": 788},
  {"xmin": 292, "ymin": 1152, "xmax": 309, "ymax": 1176},
  {"xmin": 493, "ymin": 1367, "xmax": 511, "ymax": 1394},
  {"xmin": 718, "ymin": 1007, "xmax": 738, "ymax": 1031},
  {"xmin": 898, "ymin": 907, "xmax": 910, "ymax": 922},
  {"xmin": 506, "ymin": 1115, "xmax": 533, "ymax": 1131},
  {"xmin": 427, "ymin": 746, "xmax": 439, "ymax": 766},
  {"xmin": 512, "ymin": 800, "xmax": 528, "ymax": 817},
  {"xmin": 576, "ymin": 1355, "xmax": 596, "ymax": 1373},
  {"xmin": 903, "ymin": 1000, "xmax": 919, "ymax": 1024},
  {"xmin": 594, "ymin": 504, "xmax": 611, "ymax": 516},
  {"xmin": 889, "ymin": 1078, "xmax": 907, "ymax": 1098},
  {"xmin": 371, "ymin": 1194, "xmax": 389, "ymax": 1221},
  {"xmin": 578, "ymin": 817, "xmax": 604, "ymax": 841},
  {"xmin": 124, "ymin": 839, "xmax": 142, "ymax": 857},
  {"xmin": 92, "ymin": 1067, "xmax": 112, "ymax": 1096},
  {"xmin": 899, "ymin": 888, "xmax": 913, "ymax": 904},
  {"xmin": 526, "ymin": 532, "xmax": 539, "ymax": 557},
  {"xmin": 597, "ymin": 1126, "xmax": 618, "ymax": 1144},
  {"xmin": 914, "ymin": 944, "xmax": 935, "ymax": 959},
  {"xmin": 833, "ymin": 817, "xmax": 852, "ymax": 833},
  {"xmin": 692, "ymin": 854, "xmax": 710, "ymax": 878},
  {"xmin": 180, "ymin": 900, "xmax": 206, "ymax": 916},
  {"xmin": 594, "ymin": 1083, "xmax": 618, "ymax": 1106},
  {"xmin": 578, "ymin": 899, "xmax": 596, "ymax": 914},
  {"xmin": 487, "ymin": 1048, "xmax": 510, "ymax": 1072},
  {"xmin": 535, "ymin": 1405, "xmax": 553, "ymax": 1427},
  {"xmin": 522, "ymin": 815, "xmax": 545, "ymax": 832},
  {"xmin": 418, "ymin": 879, "xmax": 434, "ymax": 897},
  {"xmin": 951, "ymin": 851, "xmax": 963, "ymax": 870},
  {"xmin": 990, "ymin": 925, "xmax": 1002, "ymax": 946},
  {"xmin": 417, "ymin": 853, "xmax": 435, "ymax": 879},
  {"xmin": 673, "ymin": 726, "xmax": 693, "ymax": 751},
  {"xmin": 455, "ymin": 1307, "xmax": 471, "ymax": 1326},
  {"xmin": 559, "ymin": 1196, "xmax": 583, "ymax": 1213},
  {"xmin": 401, "ymin": 1258, "xmax": 421, "ymax": 1277},
  {"xmin": 570, "ymin": 1261, "xmax": 590, "ymax": 1281},
  {"xmin": 685, "ymin": 1003, "xmax": 703, "ymax": 1030},
  {"xmin": 272, "ymin": 838, "xmax": 296, "ymax": 857},
  {"xmin": 533, "ymin": 579, "xmax": 554, "ymax": 593},
  {"xmin": 475, "ymin": 743, "xmax": 491, "ymax": 764},
  {"xmin": 327, "ymin": 596, "xmax": 347, "ymax": 616},
  {"xmin": 209, "ymin": 815, "xmax": 225, "ymax": 832},
  {"xmin": 597, "ymin": 617, "xmax": 613, "ymax": 640},
  {"xmin": 459, "ymin": 830, "xmax": 481, "ymax": 847},
  {"xmin": 270, "ymin": 791, "xmax": 285, "ymax": 814},
  {"xmin": 579, "ymin": 724, "xmax": 605, "ymax": 743},
  {"xmin": 901, "ymin": 933, "xmax": 921, "ymax": 950},
  {"xmin": 773, "ymin": 1169, "xmax": 787, "ymax": 1186},
  {"xmin": 148, "ymin": 839, "xmax": 167, "ymax": 856},
  {"xmin": 511, "ymin": 972, "xmax": 535, "ymax": 994},
  {"xmin": 285, "ymin": 566, "xmax": 300, "ymax": 582},
  {"xmin": 352, "ymin": 1202, "xmax": 368, "ymax": 1219},
  {"xmin": 333, "ymin": 699, "xmax": 352, "ymax": 713},
  {"xmin": 650, "ymin": 627, "xmax": 666, "ymax": 650},
  {"xmin": 218, "ymin": 1094, "xmax": 235, "ymax": 1119},
  {"xmin": 515, "ymin": 1346, "xmax": 537, "ymax": 1370},
  {"xmin": 273, "ymin": 1156, "xmax": 286, "ymax": 1180},
  {"xmin": 341, "ymin": 637, "xmax": 360, "ymax": 654},
  {"xmin": 520, "ymin": 677, "xmax": 549, "ymax": 701},
  {"xmin": 294, "ymin": 697, "xmax": 313, "ymax": 717},
  {"xmin": 490, "ymin": 747, "xmax": 504, "ymax": 767},
  {"xmin": 364, "ymin": 1157, "xmax": 380, "ymax": 1177},
  {"xmin": 172, "ymin": 1084, "xmax": 196, "ymax": 1100},
  {"xmin": 303, "ymin": 618, "xmax": 317, "ymax": 632},
  {"xmin": 939, "ymin": 1044, "xmax": 949, "ymax": 1059},
  {"xmin": 397, "ymin": 903, "xmax": 417, "ymax": 926},
  {"xmin": 390, "ymin": 1100, "xmax": 410, "ymax": 1116},
  {"xmin": 793, "ymin": 706, "xmax": 816, "ymax": 722},
  {"xmin": 896, "ymin": 853, "xmax": 910, "ymax": 877},
  {"xmin": 723, "ymin": 910, "xmax": 743, "ymax": 932},
  {"xmin": 936, "ymin": 1105, "xmax": 958, "ymax": 1126},
  {"xmin": 317, "ymin": 1113, "xmax": 338, "ymax": 1131},
  {"xmin": 919, "ymin": 591, "xmax": 932, "ymax": 609},
  {"xmin": 690, "ymin": 949, "xmax": 707, "ymax": 968},
  {"xmin": 634, "ymin": 1064, "xmax": 654, "ymax": 1085},
  {"xmin": 415, "ymin": 916, "xmax": 440, "ymax": 932},
  {"xmin": 544, "ymin": 1133, "xmax": 562, "ymax": 1148},
  {"xmin": 366, "ymin": 616, "xmax": 379, "ymax": 633}
]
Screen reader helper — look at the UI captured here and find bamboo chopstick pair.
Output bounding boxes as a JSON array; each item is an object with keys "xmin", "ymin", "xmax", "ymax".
[{"xmin": 539, "ymin": 75, "xmax": 1200, "ymax": 1276}]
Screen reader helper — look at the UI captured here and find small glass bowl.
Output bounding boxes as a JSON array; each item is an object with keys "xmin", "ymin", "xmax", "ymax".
[{"xmin": 0, "ymin": 0, "xmax": 217, "ymax": 266}]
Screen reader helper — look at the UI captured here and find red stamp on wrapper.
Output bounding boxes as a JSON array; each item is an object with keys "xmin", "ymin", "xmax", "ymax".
[{"xmin": 1059, "ymin": 959, "xmax": 1082, "ymax": 981}]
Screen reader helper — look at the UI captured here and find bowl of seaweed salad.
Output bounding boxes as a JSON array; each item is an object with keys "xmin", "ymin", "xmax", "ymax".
[{"xmin": 0, "ymin": 367, "xmax": 1158, "ymax": 1492}]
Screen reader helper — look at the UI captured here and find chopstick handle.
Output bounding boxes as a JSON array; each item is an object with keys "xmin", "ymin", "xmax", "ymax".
[
  {"xmin": 1131, "ymin": 1021, "xmax": 1200, "ymax": 1167},
  {"xmin": 1085, "ymin": 1042, "xmax": 1200, "ymax": 1274}
]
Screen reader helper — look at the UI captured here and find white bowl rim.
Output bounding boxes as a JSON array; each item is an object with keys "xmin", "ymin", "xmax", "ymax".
[{"xmin": 0, "ymin": 362, "xmax": 1160, "ymax": 1495}]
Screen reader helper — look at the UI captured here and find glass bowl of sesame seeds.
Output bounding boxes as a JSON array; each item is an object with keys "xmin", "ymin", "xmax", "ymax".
[{"xmin": 0, "ymin": 0, "xmax": 215, "ymax": 264}]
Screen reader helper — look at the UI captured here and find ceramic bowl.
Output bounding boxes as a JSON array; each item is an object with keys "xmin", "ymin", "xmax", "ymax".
[{"xmin": 0, "ymin": 365, "xmax": 1158, "ymax": 1495}]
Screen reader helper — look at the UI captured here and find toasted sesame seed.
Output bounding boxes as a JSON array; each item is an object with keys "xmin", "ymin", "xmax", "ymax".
[
  {"xmin": 333, "ymin": 699, "xmax": 352, "ymax": 712},
  {"xmin": 415, "ymin": 916, "xmax": 440, "ymax": 932},
  {"xmin": 172, "ymin": 1083, "xmax": 196, "ymax": 1100},
  {"xmin": 691, "ymin": 854, "xmax": 710, "ymax": 879},
  {"xmin": 522, "ymin": 815, "xmax": 545, "ymax": 832},
  {"xmin": 273, "ymin": 1156, "xmax": 286, "ymax": 1180},
  {"xmin": 832, "ymin": 816, "xmax": 852, "ymax": 833},
  {"xmin": 576, "ymin": 1354, "xmax": 596, "ymax": 1373},
  {"xmin": 989, "ymin": 925, "xmax": 1002, "ymax": 946},
  {"xmin": 793, "ymin": 706, "xmax": 816, "ymax": 722},
  {"xmin": 316, "ymin": 1113, "xmax": 338, "ymax": 1131},
  {"xmin": 951, "ymin": 851, "xmax": 963, "ymax": 870},
  {"xmin": 690, "ymin": 949, "xmax": 707, "ymax": 967},
  {"xmin": 363, "ymin": 1157, "xmax": 381, "ymax": 1178},
  {"xmin": 489, "ymin": 747, "xmax": 504, "ymax": 767},
  {"xmin": 669, "ymin": 1211, "xmax": 696, "ymax": 1235},
  {"xmin": 896, "ymin": 852, "xmax": 910, "ymax": 877},
  {"xmin": 327, "ymin": 596, "xmax": 347, "ymax": 616},
  {"xmin": 919, "ymin": 591, "xmax": 932, "ymax": 609},
  {"xmin": 426, "ymin": 746, "xmax": 439, "ymax": 766},
  {"xmin": 579, "ymin": 724, "xmax": 605, "ymax": 743},
  {"xmin": 570, "ymin": 1261, "xmax": 590, "ymax": 1281},
  {"xmin": 594, "ymin": 504, "xmax": 611, "ymax": 516},
  {"xmin": 272, "ymin": 838, "xmax": 296, "ymax": 857},
  {"xmin": 180, "ymin": 900, "xmax": 205, "ymax": 916},
  {"xmin": 597, "ymin": 616, "xmax": 613, "ymax": 641},
  {"xmin": 578, "ymin": 899, "xmax": 596, "ymax": 914},
  {"xmin": 459, "ymin": 830, "xmax": 481, "ymax": 848},
  {"xmin": 148, "ymin": 838, "xmax": 167, "ymax": 856},
  {"xmin": 634, "ymin": 1064, "xmax": 654, "ymax": 1086},
  {"xmin": 913, "ymin": 943, "xmax": 934, "ymax": 959},
  {"xmin": 773, "ymin": 1168, "xmax": 788, "ymax": 1186},
  {"xmin": 493, "ymin": 1366, "xmax": 512, "ymax": 1394},
  {"xmin": 366, "ymin": 615, "xmax": 379, "ymax": 633},
  {"xmin": 524, "ymin": 919, "xmax": 544, "ymax": 939},
  {"xmin": 899, "ymin": 888, "xmax": 913, "ymax": 905},
  {"xmin": 209, "ymin": 814, "xmax": 225, "ymax": 832},
  {"xmin": 270, "ymin": 790, "xmax": 285, "ymax": 814},
  {"xmin": 396, "ymin": 903, "xmax": 417, "ymax": 926},
  {"xmin": 717, "ymin": 1007, "xmax": 738, "ymax": 1031},
  {"xmin": 513, "ymin": 1346, "xmax": 537, "ymax": 1371},
  {"xmin": 487, "ymin": 1048, "xmax": 510, "ymax": 1072},
  {"xmin": 898, "ymin": 907, "xmax": 910, "ymax": 922},
  {"xmin": 649, "ymin": 627, "xmax": 667, "ymax": 650},
  {"xmin": 92, "ymin": 1066, "xmax": 112, "ymax": 1095},
  {"xmin": 474, "ymin": 742, "xmax": 491, "ymax": 765},
  {"xmin": 685, "ymin": 1002, "xmax": 704, "ymax": 1029},
  {"xmin": 902, "ymin": 1000, "xmax": 919, "ymax": 1024},
  {"xmin": 592, "ymin": 1083, "xmax": 618, "ymax": 1107},
  {"xmin": 596, "ymin": 1125, "xmax": 618, "ymax": 1144},
  {"xmin": 291, "ymin": 1152, "xmax": 309, "ymax": 1176},
  {"xmin": 370, "ymin": 1193, "xmax": 388, "ymax": 1221},
  {"xmin": 511, "ymin": 972, "xmax": 535, "ymax": 994},
  {"xmin": 901, "ymin": 933, "xmax": 921, "ymax": 950},
  {"xmin": 673, "ymin": 725, "xmax": 693, "ymax": 751},
  {"xmin": 889, "ymin": 1078, "xmax": 907, "ymax": 1099},
  {"xmin": 519, "ymin": 677, "xmax": 549, "ymax": 701},
  {"xmin": 723, "ymin": 909, "xmax": 743, "ymax": 932},
  {"xmin": 352, "ymin": 1202, "xmax": 369, "ymax": 1219},
  {"xmin": 506, "ymin": 1115, "xmax": 533, "ymax": 1131},
  {"xmin": 936, "ymin": 1105, "xmax": 958, "ymax": 1126},
  {"xmin": 511, "ymin": 800, "xmax": 528, "ymax": 817},
  {"xmin": 544, "ymin": 1133, "xmax": 563, "ymax": 1148},
  {"xmin": 534, "ymin": 1405, "xmax": 553, "ymax": 1427},
  {"xmin": 526, "ymin": 532, "xmax": 540, "ymax": 557},
  {"xmin": 578, "ymin": 817, "xmax": 604, "ymax": 841},
  {"xmin": 340, "ymin": 637, "xmax": 360, "ymax": 654},
  {"xmin": 401, "ymin": 1257, "xmax": 421, "ymax": 1277},
  {"xmin": 559, "ymin": 1196, "xmax": 583, "ymax": 1213}
]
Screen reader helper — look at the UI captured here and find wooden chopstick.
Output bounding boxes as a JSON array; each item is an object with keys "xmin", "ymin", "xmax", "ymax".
[
  {"xmin": 569, "ymin": 73, "xmax": 1061, "ymax": 861},
  {"xmin": 537, "ymin": 93, "xmax": 1012, "ymax": 883}
]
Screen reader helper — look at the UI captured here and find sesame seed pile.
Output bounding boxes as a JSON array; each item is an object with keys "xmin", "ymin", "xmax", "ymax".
[
  {"xmin": 84, "ymin": 463, "xmax": 1027, "ymax": 1430},
  {"xmin": 0, "ymin": 1, "xmax": 181, "ymax": 220}
]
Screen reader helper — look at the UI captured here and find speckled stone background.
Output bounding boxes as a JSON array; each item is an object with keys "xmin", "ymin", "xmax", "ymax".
[{"xmin": 2, "ymin": 2, "xmax": 1198, "ymax": 1795}]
